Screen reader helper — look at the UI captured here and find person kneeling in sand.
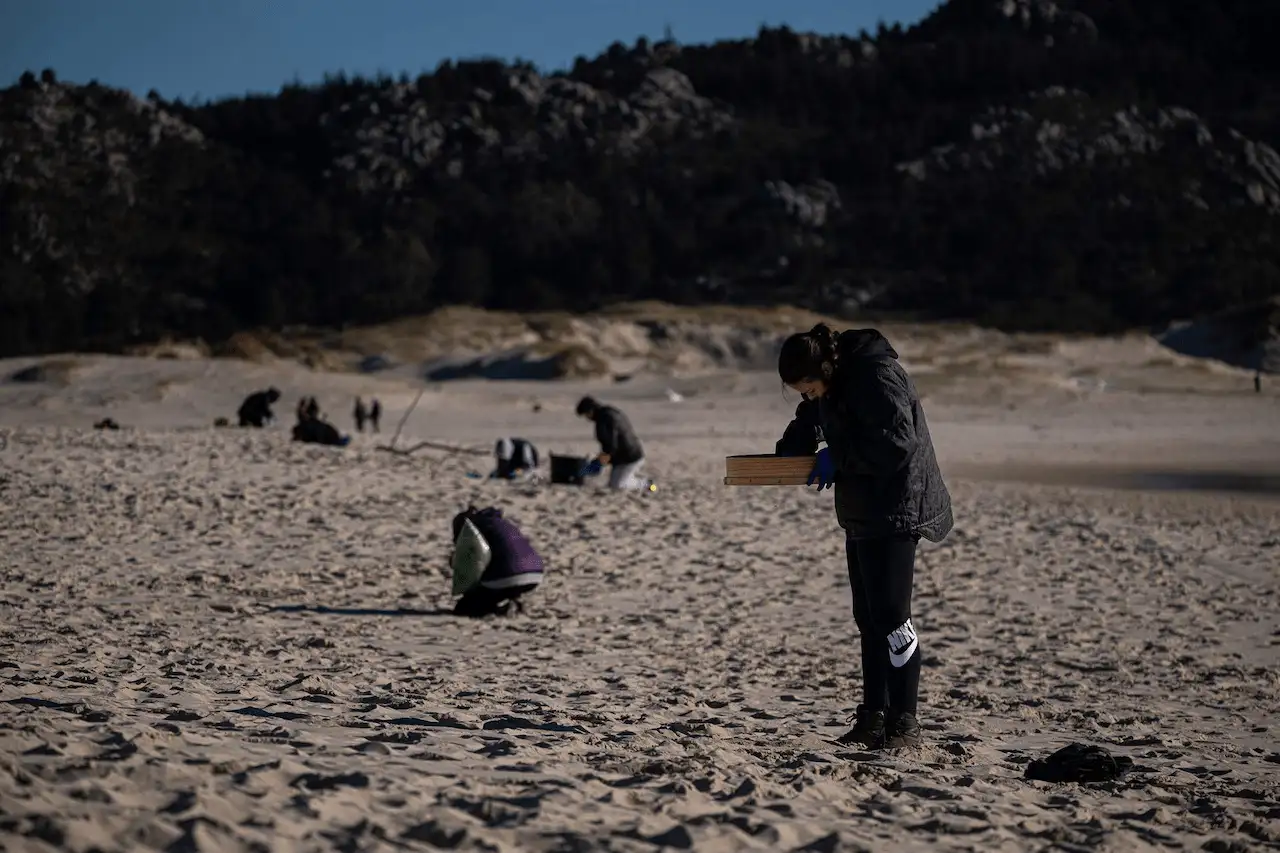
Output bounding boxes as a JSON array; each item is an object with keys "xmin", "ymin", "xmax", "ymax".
[
  {"xmin": 238, "ymin": 387, "xmax": 281, "ymax": 428},
  {"xmin": 450, "ymin": 505, "xmax": 544, "ymax": 617},
  {"xmin": 574, "ymin": 396, "xmax": 649, "ymax": 490},
  {"xmin": 491, "ymin": 437, "xmax": 540, "ymax": 480}
]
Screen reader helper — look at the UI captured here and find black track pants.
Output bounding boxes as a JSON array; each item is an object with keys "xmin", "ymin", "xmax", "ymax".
[{"xmin": 846, "ymin": 533, "xmax": 921, "ymax": 714}]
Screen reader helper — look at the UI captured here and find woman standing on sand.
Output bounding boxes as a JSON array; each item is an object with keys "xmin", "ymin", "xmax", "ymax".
[{"xmin": 775, "ymin": 324, "xmax": 953, "ymax": 749}]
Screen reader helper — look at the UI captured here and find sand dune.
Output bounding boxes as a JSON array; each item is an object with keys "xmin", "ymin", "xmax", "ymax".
[
  {"xmin": 1, "ymin": 338, "xmax": 1278, "ymax": 852},
  {"xmin": 114, "ymin": 301, "xmax": 1274, "ymax": 390}
]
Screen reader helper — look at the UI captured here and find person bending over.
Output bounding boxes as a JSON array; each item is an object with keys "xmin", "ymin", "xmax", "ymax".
[
  {"xmin": 776, "ymin": 324, "xmax": 953, "ymax": 750},
  {"xmin": 575, "ymin": 396, "xmax": 648, "ymax": 490},
  {"xmin": 292, "ymin": 399, "xmax": 350, "ymax": 447},
  {"xmin": 238, "ymin": 387, "xmax": 281, "ymax": 428},
  {"xmin": 492, "ymin": 437, "xmax": 540, "ymax": 479},
  {"xmin": 451, "ymin": 506, "xmax": 545, "ymax": 617}
]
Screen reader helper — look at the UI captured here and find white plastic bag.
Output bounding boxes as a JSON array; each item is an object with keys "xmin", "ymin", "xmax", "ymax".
[{"xmin": 450, "ymin": 518, "xmax": 492, "ymax": 595}]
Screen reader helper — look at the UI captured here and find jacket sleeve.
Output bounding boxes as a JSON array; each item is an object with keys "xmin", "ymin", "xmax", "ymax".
[
  {"xmin": 775, "ymin": 399, "xmax": 821, "ymax": 456},
  {"xmin": 842, "ymin": 364, "xmax": 917, "ymax": 474}
]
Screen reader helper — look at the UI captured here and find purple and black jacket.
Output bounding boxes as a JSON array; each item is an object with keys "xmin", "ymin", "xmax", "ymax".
[{"xmin": 452, "ymin": 507, "xmax": 545, "ymax": 590}]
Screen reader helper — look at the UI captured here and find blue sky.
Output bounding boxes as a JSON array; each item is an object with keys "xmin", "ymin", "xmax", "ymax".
[{"xmin": 2, "ymin": 0, "xmax": 941, "ymax": 102}]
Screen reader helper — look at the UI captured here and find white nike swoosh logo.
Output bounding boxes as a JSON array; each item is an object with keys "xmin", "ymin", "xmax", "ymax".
[{"xmin": 889, "ymin": 637, "xmax": 918, "ymax": 668}]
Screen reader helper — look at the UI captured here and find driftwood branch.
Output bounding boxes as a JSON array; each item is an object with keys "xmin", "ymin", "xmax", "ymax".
[
  {"xmin": 376, "ymin": 439, "xmax": 489, "ymax": 457},
  {"xmin": 387, "ymin": 386, "xmax": 426, "ymax": 449},
  {"xmin": 376, "ymin": 386, "xmax": 488, "ymax": 457}
]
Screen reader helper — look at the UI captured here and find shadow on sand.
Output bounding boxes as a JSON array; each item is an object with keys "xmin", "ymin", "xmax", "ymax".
[
  {"xmin": 267, "ymin": 604, "xmax": 456, "ymax": 617},
  {"xmin": 1125, "ymin": 471, "xmax": 1280, "ymax": 495},
  {"xmin": 952, "ymin": 463, "xmax": 1280, "ymax": 501}
]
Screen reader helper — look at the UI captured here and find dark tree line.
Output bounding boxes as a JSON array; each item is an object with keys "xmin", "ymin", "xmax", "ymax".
[{"xmin": 0, "ymin": 0, "xmax": 1277, "ymax": 357}]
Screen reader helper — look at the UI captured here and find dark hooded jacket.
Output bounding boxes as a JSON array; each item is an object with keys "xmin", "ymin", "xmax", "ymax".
[
  {"xmin": 594, "ymin": 405, "xmax": 644, "ymax": 466},
  {"xmin": 238, "ymin": 388, "xmax": 280, "ymax": 427},
  {"xmin": 292, "ymin": 417, "xmax": 348, "ymax": 447},
  {"xmin": 776, "ymin": 329, "xmax": 953, "ymax": 541},
  {"xmin": 492, "ymin": 437, "xmax": 539, "ymax": 478}
]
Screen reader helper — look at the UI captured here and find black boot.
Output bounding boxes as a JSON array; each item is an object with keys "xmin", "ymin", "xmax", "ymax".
[
  {"xmin": 836, "ymin": 705, "xmax": 885, "ymax": 747},
  {"xmin": 881, "ymin": 710, "xmax": 921, "ymax": 749}
]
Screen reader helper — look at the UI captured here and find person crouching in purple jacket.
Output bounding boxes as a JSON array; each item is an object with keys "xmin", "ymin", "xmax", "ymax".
[{"xmin": 451, "ymin": 505, "xmax": 545, "ymax": 617}]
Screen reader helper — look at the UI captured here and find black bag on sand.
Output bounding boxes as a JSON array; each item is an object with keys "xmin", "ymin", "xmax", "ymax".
[
  {"xmin": 549, "ymin": 454, "xmax": 589, "ymax": 485},
  {"xmin": 1024, "ymin": 743, "xmax": 1134, "ymax": 784}
]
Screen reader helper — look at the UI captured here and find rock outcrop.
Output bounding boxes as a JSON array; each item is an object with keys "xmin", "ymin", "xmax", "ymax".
[
  {"xmin": 998, "ymin": 0, "xmax": 1099, "ymax": 42},
  {"xmin": 1, "ymin": 73, "xmax": 206, "ymax": 297},
  {"xmin": 897, "ymin": 90, "xmax": 1280, "ymax": 213},
  {"xmin": 321, "ymin": 66, "xmax": 733, "ymax": 194},
  {"xmin": 1, "ymin": 73, "xmax": 203, "ymax": 198}
]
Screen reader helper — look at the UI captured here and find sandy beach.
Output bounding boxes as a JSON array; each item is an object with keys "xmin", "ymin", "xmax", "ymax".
[{"xmin": 1, "ymin": 327, "xmax": 1278, "ymax": 852}]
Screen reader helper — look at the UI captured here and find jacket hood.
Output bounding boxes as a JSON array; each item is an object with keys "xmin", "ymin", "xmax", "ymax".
[{"xmin": 837, "ymin": 328, "xmax": 899, "ymax": 361}]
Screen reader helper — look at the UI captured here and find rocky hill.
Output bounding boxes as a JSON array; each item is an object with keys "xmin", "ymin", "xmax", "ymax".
[{"xmin": 1, "ymin": 0, "xmax": 1278, "ymax": 359}]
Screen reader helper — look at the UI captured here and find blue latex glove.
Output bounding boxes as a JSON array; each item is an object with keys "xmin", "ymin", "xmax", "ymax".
[{"xmin": 807, "ymin": 447, "xmax": 836, "ymax": 490}]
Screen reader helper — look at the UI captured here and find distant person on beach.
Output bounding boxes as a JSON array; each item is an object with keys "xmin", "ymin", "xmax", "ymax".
[
  {"xmin": 1256, "ymin": 372, "xmax": 1263, "ymax": 394},
  {"xmin": 369, "ymin": 399, "xmax": 382, "ymax": 432},
  {"xmin": 451, "ymin": 505, "xmax": 544, "ymax": 617},
  {"xmin": 296, "ymin": 396, "xmax": 321, "ymax": 423},
  {"xmin": 292, "ymin": 420, "xmax": 349, "ymax": 447},
  {"xmin": 292, "ymin": 397, "xmax": 350, "ymax": 447},
  {"xmin": 575, "ymin": 396, "xmax": 649, "ymax": 490},
  {"xmin": 491, "ymin": 437, "xmax": 540, "ymax": 479},
  {"xmin": 238, "ymin": 387, "xmax": 281, "ymax": 427},
  {"xmin": 775, "ymin": 324, "xmax": 953, "ymax": 750},
  {"xmin": 354, "ymin": 397, "xmax": 368, "ymax": 432}
]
